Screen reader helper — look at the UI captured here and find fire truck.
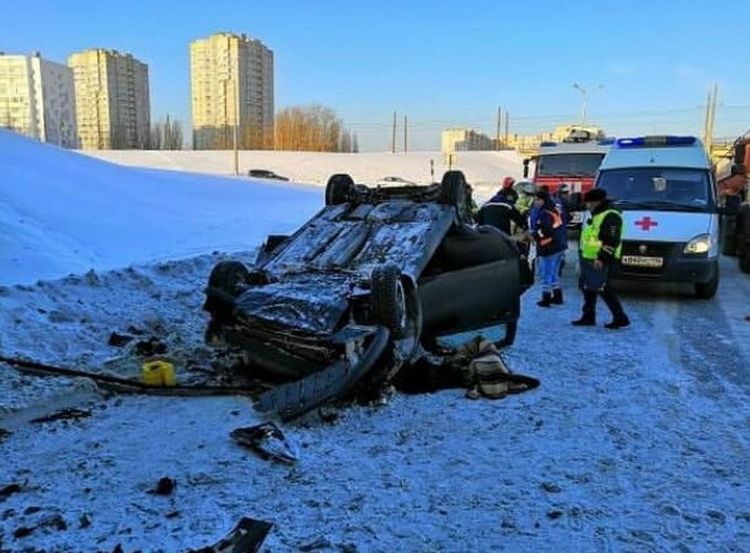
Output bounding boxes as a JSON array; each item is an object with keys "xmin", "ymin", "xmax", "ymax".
[{"xmin": 523, "ymin": 131, "xmax": 613, "ymax": 228}]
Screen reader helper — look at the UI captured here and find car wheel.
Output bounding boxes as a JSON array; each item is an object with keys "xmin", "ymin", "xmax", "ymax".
[
  {"xmin": 371, "ymin": 264, "xmax": 409, "ymax": 338},
  {"xmin": 694, "ymin": 272, "xmax": 719, "ymax": 299},
  {"xmin": 204, "ymin": 261, "xmax": 251, "ymax": 321},
  {"xmin": 325, "ymin": 174, "xmax": 354, "ymax": 205},
  {"xmin": 440, "ymin": 171, "xmax": 471, "ymax": 222}
]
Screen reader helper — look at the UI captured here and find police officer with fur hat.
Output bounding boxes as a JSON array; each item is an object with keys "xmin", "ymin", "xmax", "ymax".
[{"xmin": 572, "ymin": 188, "xmax": 630, "ymax": 329}]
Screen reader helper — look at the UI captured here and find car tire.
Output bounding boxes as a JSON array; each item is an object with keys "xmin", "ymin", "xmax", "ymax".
[
  {"xmin": 325, "ymin": 174, "xmax": 354, "ymax": 205},
  {"xmin": 371, "ymin": 264, "xmax": 408, "ymax": 338},
  {"xmin": 440, "ymin": 171, "xmax": 471, "ymax": 222},
  {"xmin": 694, "ymin": 272, "xmax": 719, "ymax": 299},
  {"xmin": 204, "ymin": 261, "xmax": 251, "ymax": 321},
  {"xmin": 722, "ymin": 216, "xmax": 738, "ymax": 256}
]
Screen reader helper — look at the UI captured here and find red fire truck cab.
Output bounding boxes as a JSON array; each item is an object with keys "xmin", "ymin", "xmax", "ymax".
[{"xmin": 524, "ymin": 138, "xmax": 613, "ymax": 228}]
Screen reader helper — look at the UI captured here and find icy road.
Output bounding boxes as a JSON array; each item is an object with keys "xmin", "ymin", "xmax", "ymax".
[{"xmin": 1, "ymin": 251, "xmax": 749, "ymax": 552}]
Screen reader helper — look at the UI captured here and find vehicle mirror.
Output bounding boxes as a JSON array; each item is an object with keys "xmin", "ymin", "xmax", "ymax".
[
  {"xmin": 730, "ymin": 163, "xmax": 746, "ymax": 176},
  {"xmin": 724, "ymin": 194, "xmax": 741, "ymax": 214}
]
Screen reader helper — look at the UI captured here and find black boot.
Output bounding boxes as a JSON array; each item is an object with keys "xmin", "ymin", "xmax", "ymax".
[
  {"xmin": 537, "ymin": 292, "xmax": 552, "ymax": 307},
  {"xmin": 551, "ymin": 288, "xmax": 564, "ymax": 305},
  {"xmin": 601, "ymin": 286, "xmax": 630, "ymax": 329},
  {"xmin": 572, "ymin": 290, "xmax": 597, "ymax": 326}
]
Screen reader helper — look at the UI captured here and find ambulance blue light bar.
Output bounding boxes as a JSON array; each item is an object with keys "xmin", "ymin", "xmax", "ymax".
[
  {"xmin": 598, "ymin": 137, "xmax": 616, "ymax": 145},
  {"xmin": 616, "ymin": 136, "xmax": 697, "ymax": 148},
  {"xmin": 540, "ymin": 141, "xmax": 557, "ymax": 147}
]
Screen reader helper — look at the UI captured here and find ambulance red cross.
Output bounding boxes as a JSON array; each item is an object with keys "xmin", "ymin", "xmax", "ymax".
[{"xmin": 593, "ymin": 135, "xmax": 721, "ymax": 299}]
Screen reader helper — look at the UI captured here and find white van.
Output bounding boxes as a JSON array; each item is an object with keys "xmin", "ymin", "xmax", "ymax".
[{"xmin": 595, "ymin": 136, "xmax": 720, "ymax": 298}]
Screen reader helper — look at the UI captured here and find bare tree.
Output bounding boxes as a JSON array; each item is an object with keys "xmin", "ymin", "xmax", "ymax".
[
  {"xmin": 275, "ymin": 104, "xmax": 347, "ymax": 152},
  {"xmin": 352, "ymin": 131, "xmax": 359, "ymax": 153},
  {"xmin": 150, "ymin": 115, "xmax": 184, "ymax": 150}
]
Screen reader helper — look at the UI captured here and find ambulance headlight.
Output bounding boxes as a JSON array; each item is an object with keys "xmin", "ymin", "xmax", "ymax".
[{"xmin": 683, "ymin": 234, "xmax": 711, "ymax": 254}]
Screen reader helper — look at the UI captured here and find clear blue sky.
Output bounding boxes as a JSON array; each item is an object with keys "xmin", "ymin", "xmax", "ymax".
[{"xmin": 2, "ymin": 0, "xmax": 748, "ymax": 150}]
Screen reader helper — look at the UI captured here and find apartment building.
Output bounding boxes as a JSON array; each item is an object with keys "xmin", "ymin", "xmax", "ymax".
[
  {"xmin": 190, "ymin": 32, "xmax": 274, "ymax": 150},
  {"xmin": 441, "ymin": 128, "xmax": 494, "ymax": 154},
  {"xmin": 68, "ymin": 49, "xmax": 150, "ymax": 149},
  {"xmin": 0, "ymin": 52, "xmax": 77, "ymax": 148}
]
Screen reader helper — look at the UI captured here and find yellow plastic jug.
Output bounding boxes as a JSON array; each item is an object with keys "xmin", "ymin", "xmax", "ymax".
[{"xmin": 141, "ymin": 360, "xmax": 176, "ymax": 387}]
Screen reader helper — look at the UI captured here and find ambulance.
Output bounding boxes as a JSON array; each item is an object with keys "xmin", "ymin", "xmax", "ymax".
[{"xmin": 594, "ymin": 136, "xmax": 720, "ymax": 299}]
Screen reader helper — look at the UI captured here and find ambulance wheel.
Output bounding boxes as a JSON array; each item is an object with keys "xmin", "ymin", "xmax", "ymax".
[
  {"xmin": 326, "ymin": 174, "xmax": 354, "ymax": 205},
  {"xmin": 694, "ymin": 273, "xmax": 719, "ymax": 300}
]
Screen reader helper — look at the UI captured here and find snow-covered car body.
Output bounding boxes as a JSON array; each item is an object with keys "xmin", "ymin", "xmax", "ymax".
[{"xmin": 204, "ymin": 171, "xmax": 529, "ymax": 418}]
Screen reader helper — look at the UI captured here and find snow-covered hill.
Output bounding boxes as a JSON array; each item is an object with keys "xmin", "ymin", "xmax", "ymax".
[
  {"xmin": 0, "ymin": 130, "xmax": 321, "ymax": 286},
  {"xmin": 83, "ymin": 149, "xmax": 524, "ymax": 199}
]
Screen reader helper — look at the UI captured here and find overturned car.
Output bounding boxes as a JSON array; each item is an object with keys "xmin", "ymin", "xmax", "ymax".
[{"xmin": 203, "ymin": 171, "xmax": 532, "ymax": 419}]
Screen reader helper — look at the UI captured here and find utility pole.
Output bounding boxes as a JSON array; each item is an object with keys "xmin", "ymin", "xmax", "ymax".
[
  {"xmin": 403, "ymin": 115, "xmax": 408, "ymax": 153},
  {"xmin": 392, "ymin": 111, "xmax": 397, "ymax": 154},
  {"xmin": 504, "ymin": 110, "xmax": 510, "ymax": 144},
  {"xmin": 496, "ymin": 106, "xmax": 502, "ymax": 150},
  {"xmin": 573, "ymin": 83, "xmax": 603, "ymax": 126},
  {"xmin": 705, "ymin": 83, "xmax": 719, "ymax": 154}
]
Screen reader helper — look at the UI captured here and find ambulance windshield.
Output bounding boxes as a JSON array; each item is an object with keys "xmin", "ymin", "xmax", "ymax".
[{"xmin": 597, "ymin": 168, "xmax": 713, "ymax": 212}]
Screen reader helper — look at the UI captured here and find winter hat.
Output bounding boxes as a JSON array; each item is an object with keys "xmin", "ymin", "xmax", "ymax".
[
  {"xmin": 535, "ymin": 189, "xmax": 550, "ymax": 201},
  {"xmin": 502, "ymin": 176, "xmax": 515, "ymax": 189},
  {"xmin": 583, "ymin": 188, "xmax": 607, "ymax": 202}
]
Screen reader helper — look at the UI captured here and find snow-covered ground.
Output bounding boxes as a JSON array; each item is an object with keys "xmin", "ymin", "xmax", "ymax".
[
  {"xmin": 1, "ymin": 252, "xmax": 749, "ymax": 552},
  {"xmin": 1, "ymin": 129, "xmax": 749, "ymax": 552},
  {"xmin": 82, "ymin": 149, "xmax": 524, "ymax": 201},
  {"xmin": 0, "ymin": 130, "xmax": 321, "ymax": 286}
]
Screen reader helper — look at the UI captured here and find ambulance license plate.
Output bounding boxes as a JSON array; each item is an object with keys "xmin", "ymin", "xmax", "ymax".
[{"xmin": 622, "ymin": 255, "xmax": 664, "ymax": 268}]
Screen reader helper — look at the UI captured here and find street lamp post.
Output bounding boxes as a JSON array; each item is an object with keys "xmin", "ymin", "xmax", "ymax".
[{"xmin": 573, "ymin": 83, "xmax": 603, "ymax": 125}]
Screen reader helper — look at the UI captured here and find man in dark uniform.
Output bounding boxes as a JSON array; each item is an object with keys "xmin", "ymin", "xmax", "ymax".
[
  {"xmin": 477, "ymin": 177, "xmax": 526, "ymax": 235},
  {"xmin": 572, "ymin": 188, "xmax": 631, "ymax": 329}
]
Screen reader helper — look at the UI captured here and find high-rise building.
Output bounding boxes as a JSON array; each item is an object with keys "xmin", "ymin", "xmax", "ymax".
[
  {"xmin": 190, "ymin": 32, "xmax": 274, "ymax": 150},
  {"xmin": 68, "ymin": 49, "xmax": 150, "ymax": 150},
  {"xmin": 0, "ymin": 52, "xmax": 77, "ymax": 148}
]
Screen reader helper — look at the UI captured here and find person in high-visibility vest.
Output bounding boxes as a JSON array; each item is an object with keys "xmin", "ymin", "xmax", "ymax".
[{"xmin": 572, "ymin": 188, "xmax": 631, "ymax": 329}]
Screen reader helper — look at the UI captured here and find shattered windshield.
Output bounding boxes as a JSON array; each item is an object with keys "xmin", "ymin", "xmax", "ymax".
[
  {"xmin": 597, "ymin": 167, "xmax": 714, "ymax": 212},
  {"xmin": 537, "ymin": 153, "xmax": 605, "ymax": 177}
]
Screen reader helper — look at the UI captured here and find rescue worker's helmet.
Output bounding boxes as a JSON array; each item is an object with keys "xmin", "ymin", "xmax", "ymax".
[{"xmin": 502, "ymin": 176, "xmax": 515, "ymax": 189}]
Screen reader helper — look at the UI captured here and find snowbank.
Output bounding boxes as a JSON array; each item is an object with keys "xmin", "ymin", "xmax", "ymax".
[
  {"xmin": 83, "ymin": 149, "xmax": 524, "ymax": 200},
  {"xmin": 0, "ymin": 130, "xmax": 321, "ymax": 286}
]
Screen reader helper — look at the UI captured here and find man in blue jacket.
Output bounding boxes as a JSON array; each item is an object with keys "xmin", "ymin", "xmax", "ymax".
[{"xmin": 531, "ymin": 190, "xmax": 567, "ymax": 307}]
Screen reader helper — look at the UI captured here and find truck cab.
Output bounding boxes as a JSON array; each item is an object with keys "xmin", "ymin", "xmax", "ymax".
[
  {"xmin": 524, "ymin": 138, "xmax": 612, "ymax": 228},
  {"xmin": 595, "ymin": 136, "xmax": 720, "ymax": 298}
]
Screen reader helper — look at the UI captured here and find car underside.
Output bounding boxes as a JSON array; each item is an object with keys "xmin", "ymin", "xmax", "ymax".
[{"xmin": 203, "ymin": 171, "xmax": 532, "ymax": 419}]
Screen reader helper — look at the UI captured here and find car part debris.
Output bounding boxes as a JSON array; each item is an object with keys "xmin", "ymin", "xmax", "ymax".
[
  {"xmin": 0, "ymin": 356, "xmax": 271, "ymax": 397},
  {"xmin": 0, "ymin": 484, "xmax": 21, "ymax": 502},
  {"xmin": 148, "ymin": 477, "xmax": 176, "ymax": 496},
  {"xmin": 108, "ymin": 332, "xmax": 134, "ymax": 347},
  {"xmin": 30, "ymin": 408, "xmax": 91, "ymax": 424},
  {"xmin": 187, "ymin": 517, "xmax": 273, "ymax": 553},
  {"xmin": 205, "ymin": 171, "xmax": 532, "ymax": 419},
  {"xmin": 135, "ymin": 337, "xmax": 168, "ymax": 357},
  {"xmin": 230, "ymin": 422, "xmax": 299, "ymax": 464}
]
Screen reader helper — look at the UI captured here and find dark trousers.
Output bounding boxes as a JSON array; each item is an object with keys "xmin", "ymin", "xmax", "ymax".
[{"xmin": 579, "ymin": 259, "xmax": 627, "ymax": 321}]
